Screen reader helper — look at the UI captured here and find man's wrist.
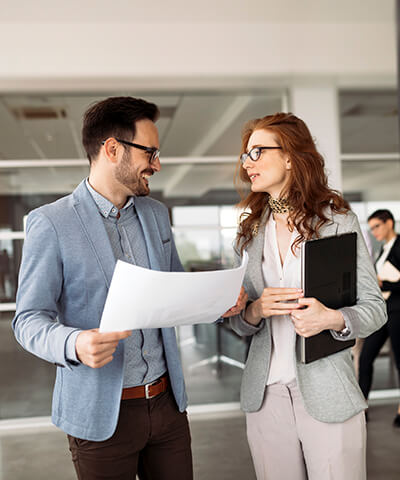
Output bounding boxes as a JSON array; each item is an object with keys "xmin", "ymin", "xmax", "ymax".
[{"xmin": 65, "ymin": 330, "xmax": 82, "ymax": 364}]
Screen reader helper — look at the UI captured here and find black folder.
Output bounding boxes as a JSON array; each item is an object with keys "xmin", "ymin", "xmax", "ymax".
[{"xmin": 299, "ymin": 232, "xmax": 357, "ymax": 363}]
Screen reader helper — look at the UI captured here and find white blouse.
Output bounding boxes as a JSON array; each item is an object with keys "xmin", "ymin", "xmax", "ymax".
[
  {"xmin": 262, "ymin": 215, "xmax": 302, "ymax": 385},
  {"xmin": 375, "ymin": 236, "xmax": 396, "ymax": 275}
]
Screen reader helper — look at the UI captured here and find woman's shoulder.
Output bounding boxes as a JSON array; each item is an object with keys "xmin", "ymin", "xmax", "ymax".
[
  {"xmin": 323, "ymin": 207, "xmax": 357, "ymax": 227},
  {"xmin": 389, "ymin": 235, "xmax": 400, "ymax": 256}
]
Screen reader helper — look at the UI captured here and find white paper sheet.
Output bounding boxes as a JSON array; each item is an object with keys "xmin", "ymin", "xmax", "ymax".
[
  {"xmin": 99, "ymin": 252, "xmax": 248, "ymax": 332},
  {"xmin": 380, "ymin": 260, "xmax": 400, "ymax": 300}
]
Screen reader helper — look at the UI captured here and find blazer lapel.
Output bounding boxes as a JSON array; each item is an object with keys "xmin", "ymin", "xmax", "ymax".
[
  {"xmin": 245, "ymin": 209, "xmax": 269, "ymax": 297},
  {"xmin": 72, "ymin": 181, "xmax": 116, "ymax": 288},
  {"xmin": 134, "ymin": 197, "xmax": 166, "ymax": 272},
  {"xmin": 245, "ymin": 209, "xmax": 338, "ymax": 297}
]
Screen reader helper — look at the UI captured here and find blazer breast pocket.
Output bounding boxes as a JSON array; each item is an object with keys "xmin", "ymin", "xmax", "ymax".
[{"xmin": 162, "ymin": 238, "xmax": 171, "ymax": 260}]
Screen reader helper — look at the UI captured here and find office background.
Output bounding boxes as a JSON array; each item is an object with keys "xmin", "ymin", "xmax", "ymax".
[{"xmin": 0, "ymin": 1, "xmax": 399, "ymax": 478}]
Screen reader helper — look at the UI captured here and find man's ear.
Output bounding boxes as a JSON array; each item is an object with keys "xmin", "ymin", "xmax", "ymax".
[{"xmin": 102, "ymin": 138, "xmax": 119, "ymax": 163}]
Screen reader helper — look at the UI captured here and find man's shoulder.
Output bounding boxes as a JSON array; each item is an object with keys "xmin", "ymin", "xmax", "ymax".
[
  {"xmin": 28, "ymin": 192, "xmax": 75, "ymax": 221},
  {"xmin": 389, "ymin": 235, "xmax": 400, "ymax": 258}
]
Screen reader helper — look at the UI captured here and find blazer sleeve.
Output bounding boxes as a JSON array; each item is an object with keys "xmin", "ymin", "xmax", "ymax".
[
  {"xmin": 381, "ymin": 279, "xmax": 400, "ymax": 293},
  {"xmin": 380, "ymin": 240, "xmax": 400, "ymax": 293},
  {"xmin": 12, "ymin": 211, "xmax": 81, "ymax": 369},
  {"xmin": 229, "ymin": 241, "xmax": 264, "ymax": 337},
  {"xmin": 336, "ymin": 214, "xmax": 387, "ymax": 339}
]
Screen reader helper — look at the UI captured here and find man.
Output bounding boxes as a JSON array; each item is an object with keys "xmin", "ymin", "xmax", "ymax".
[
  {"xmin": 359, "ymin": 209, "xmax": 400, "ymax": 426},
  {"xmin": 13, "ymin": 96, "xmax": 245, "ymax": 480}
]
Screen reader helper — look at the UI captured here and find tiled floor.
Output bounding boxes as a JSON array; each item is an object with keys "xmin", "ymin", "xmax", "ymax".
[
  {"xmin": 0, "ymin": 403, "xmax": 399, "ymax": 480},
  {"xmin": 2, "ymin": 317, "xmax": 400, "ymax": 478}
]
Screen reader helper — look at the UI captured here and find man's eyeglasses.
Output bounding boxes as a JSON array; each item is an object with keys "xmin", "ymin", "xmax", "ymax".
[
  {"xmin": 102, "ymin": 138, "xmax": 160, "ymax": 164},
  {"xmin": 240, "ymin": 146, "xmax": 282, "ymax": 164},
  {"xmin": 370, "ymin": 222, "xmax": 384, "ymax": 232}
]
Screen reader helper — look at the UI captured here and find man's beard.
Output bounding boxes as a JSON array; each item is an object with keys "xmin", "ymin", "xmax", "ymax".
[{"xmin": 115, "ymin": 151, "xmax": 151, "ymax": 197}]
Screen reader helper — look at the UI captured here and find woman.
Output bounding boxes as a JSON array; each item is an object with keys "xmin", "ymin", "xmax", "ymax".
[
  {"xmin": 359, "ymin": 209, "xmax": 400, "ymax": 426},
  {"xmin": 230, "ymin": 113, "xmax": 386, "ymax": 480}
]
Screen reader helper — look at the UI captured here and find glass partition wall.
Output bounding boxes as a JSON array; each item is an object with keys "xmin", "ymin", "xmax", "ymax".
[
  {"xmin": 1, "ymin": 89, "xmax": 398, "ymax": 420},
  {"xmin": 0, "ymin": 90, "xmax": 284, "ymax": 419},
  {"xmin": 341, "ymin": 89, "xmax": 400, "ymax": 396}
]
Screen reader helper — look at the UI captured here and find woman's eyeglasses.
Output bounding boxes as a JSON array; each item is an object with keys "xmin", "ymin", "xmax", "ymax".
[{"xmin": 240, "ymin": 146, "xmax": 282, "ymax": 164}]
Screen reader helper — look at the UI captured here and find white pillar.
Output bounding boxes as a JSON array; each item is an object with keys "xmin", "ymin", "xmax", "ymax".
[{"xmin": 289, "ymin": 85, "xmax": 342, "ymax": 191}]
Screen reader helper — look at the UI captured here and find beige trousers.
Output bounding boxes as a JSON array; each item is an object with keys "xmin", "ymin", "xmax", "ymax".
[{"xmin": 246, "ymin": 382, "xmax": 366, "ymax": 480}]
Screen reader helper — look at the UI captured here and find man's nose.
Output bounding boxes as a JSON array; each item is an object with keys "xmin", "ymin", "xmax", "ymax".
[{"xmin": 151, "ymin": 156, "xmax": 161, "ymax": 172}]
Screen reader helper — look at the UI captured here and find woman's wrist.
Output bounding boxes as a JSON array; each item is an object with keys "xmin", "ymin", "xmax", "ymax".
[
  {"xmin": 327, "ymin": 308, "xmax": 346, "ymax": 331},
  {"xmin": 245, "ymin": 300, "xmax": 262, "ymax": 326}
]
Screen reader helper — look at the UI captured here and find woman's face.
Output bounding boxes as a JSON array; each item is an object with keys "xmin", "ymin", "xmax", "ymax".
[{"xmin": 242, "ymin": 129, "xmax": 291, "ymax": 197}]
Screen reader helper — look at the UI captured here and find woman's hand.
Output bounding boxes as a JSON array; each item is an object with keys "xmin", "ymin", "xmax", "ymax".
[
  {"xmin": 245, "ymin": 287, "xmax": 304, "ymax": 326},
  {"xmin": 290, "ymin": 297, "xmax": 345, "ymax": 337},
  {"xmin": 222, "ymin": 287, "xmax": 248, "ymax": 317}
]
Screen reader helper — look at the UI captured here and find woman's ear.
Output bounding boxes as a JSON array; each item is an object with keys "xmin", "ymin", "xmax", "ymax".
[{"xmin": 285, "ymin": 156, "xmax": 292, "ymax": 171}]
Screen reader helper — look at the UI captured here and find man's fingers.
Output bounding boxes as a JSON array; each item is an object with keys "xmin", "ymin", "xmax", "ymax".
[
  {"xmin": 88, "ymin": 355, "xmax": 115, "ymax": 369},
  {"xmin": 86, "ymin": 341, "xmax": 119, "ymax": 356},
  {"xmin": 84, "ymin": 345, "xmax": 117, "ymax": 366},
  {"xmin": 94, "ymin": 330, "xmax": 132, "ymax": 344}
]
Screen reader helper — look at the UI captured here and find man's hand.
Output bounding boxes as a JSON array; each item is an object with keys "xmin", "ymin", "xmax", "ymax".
[
  {"xmin": 222, "ymin": 287, "xmax": 248, "ymax": 317},
  {"xmin": 290, "ymin": 297, "xmax": 345, "ymax": 337},
  {"xmin": 75, "ymin": 329, "xmax": 132, "ymax": 368}
]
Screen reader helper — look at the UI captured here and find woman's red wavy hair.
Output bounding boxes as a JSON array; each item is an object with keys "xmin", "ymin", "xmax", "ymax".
[{"xmin": 235, "ymin": 112, "xmax": 350, "ymax": 253}]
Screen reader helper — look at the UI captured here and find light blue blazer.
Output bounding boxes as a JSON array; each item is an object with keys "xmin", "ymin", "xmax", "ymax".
[{"xmin": 13, "ymin": 180, "xmax": 187, "ymax": 441}]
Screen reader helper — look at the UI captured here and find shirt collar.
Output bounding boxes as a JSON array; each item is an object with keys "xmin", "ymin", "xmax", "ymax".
[
  {"xmin": 384, "ymin": 235, "xmax": 396, "ymax": 252},
  {"xmin": 85, "ymin": 178, "xmax": 134, "ymax": 218}
]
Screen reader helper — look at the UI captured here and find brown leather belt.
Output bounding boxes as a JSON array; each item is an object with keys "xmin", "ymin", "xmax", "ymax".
[{"xmin": 121, "ymin": 375, "xmax": 168, "ymax": 400}]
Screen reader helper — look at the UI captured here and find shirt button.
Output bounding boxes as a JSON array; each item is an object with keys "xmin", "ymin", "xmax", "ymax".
[{"xmin": 112, "ymin": 208, "xmax": 117, "ymax": 213}]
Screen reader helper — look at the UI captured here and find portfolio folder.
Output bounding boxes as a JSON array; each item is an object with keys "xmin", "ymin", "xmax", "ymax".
[{"xmin": 299, "ymin": 232, "xmax": 357, "ymax": 363}]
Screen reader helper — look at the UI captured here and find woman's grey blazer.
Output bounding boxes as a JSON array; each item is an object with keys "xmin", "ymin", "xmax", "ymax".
[{"xmin": 230, "ymin": 209, "xmax": 387, "ymax": 423}]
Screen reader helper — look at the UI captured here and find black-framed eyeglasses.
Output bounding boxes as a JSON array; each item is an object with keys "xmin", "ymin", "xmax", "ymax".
[
  {"xmin": 102, "ymin": 138, "xmax": 160, "ymax": 164},
  {"xmin": 240, "ymin": 146, "xmax": 282, "ymax": 164}
]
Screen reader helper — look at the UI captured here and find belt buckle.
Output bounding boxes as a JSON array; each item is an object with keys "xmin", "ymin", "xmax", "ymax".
[{"xmin": 145, "ymin": 379, "xmax": 160, "ymax": 399}]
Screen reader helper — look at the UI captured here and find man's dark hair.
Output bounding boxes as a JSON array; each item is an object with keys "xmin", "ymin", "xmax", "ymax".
[
  {"xmin": 368, "ymin": 209, "xmax": 395, "ymax": 225},
  {"xmin": 82, "ymin": 96, "xmax": 160, "ymax": 164}
]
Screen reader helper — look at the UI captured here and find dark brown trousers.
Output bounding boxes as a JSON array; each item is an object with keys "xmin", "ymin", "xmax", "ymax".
[{"xmin": 68, "ymin": 390, "xmax": 193, "ymax": 480}]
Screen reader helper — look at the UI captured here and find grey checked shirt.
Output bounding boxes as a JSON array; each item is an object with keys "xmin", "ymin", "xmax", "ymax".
[{"xmin": 66, "ymin": 180, "xmax": 167, "ymax": 387}]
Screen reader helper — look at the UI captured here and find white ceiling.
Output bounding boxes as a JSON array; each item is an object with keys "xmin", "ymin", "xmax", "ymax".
[
  {"xmin": 0, "ymin": 0, "xmax": 393, "ymax": 24},
  {"xmin": 0, "ymin": 89, "xmax": 398, "ymax": 202}
]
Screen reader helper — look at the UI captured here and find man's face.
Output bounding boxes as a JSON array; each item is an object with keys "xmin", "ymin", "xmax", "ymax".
[
  {"xmin": 368, "ymin": 218, "xmax": 393, "ymax": 242},
  {"xmin": 114, "ymin": 119, "xmax": 160, "ymax": 196}
]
